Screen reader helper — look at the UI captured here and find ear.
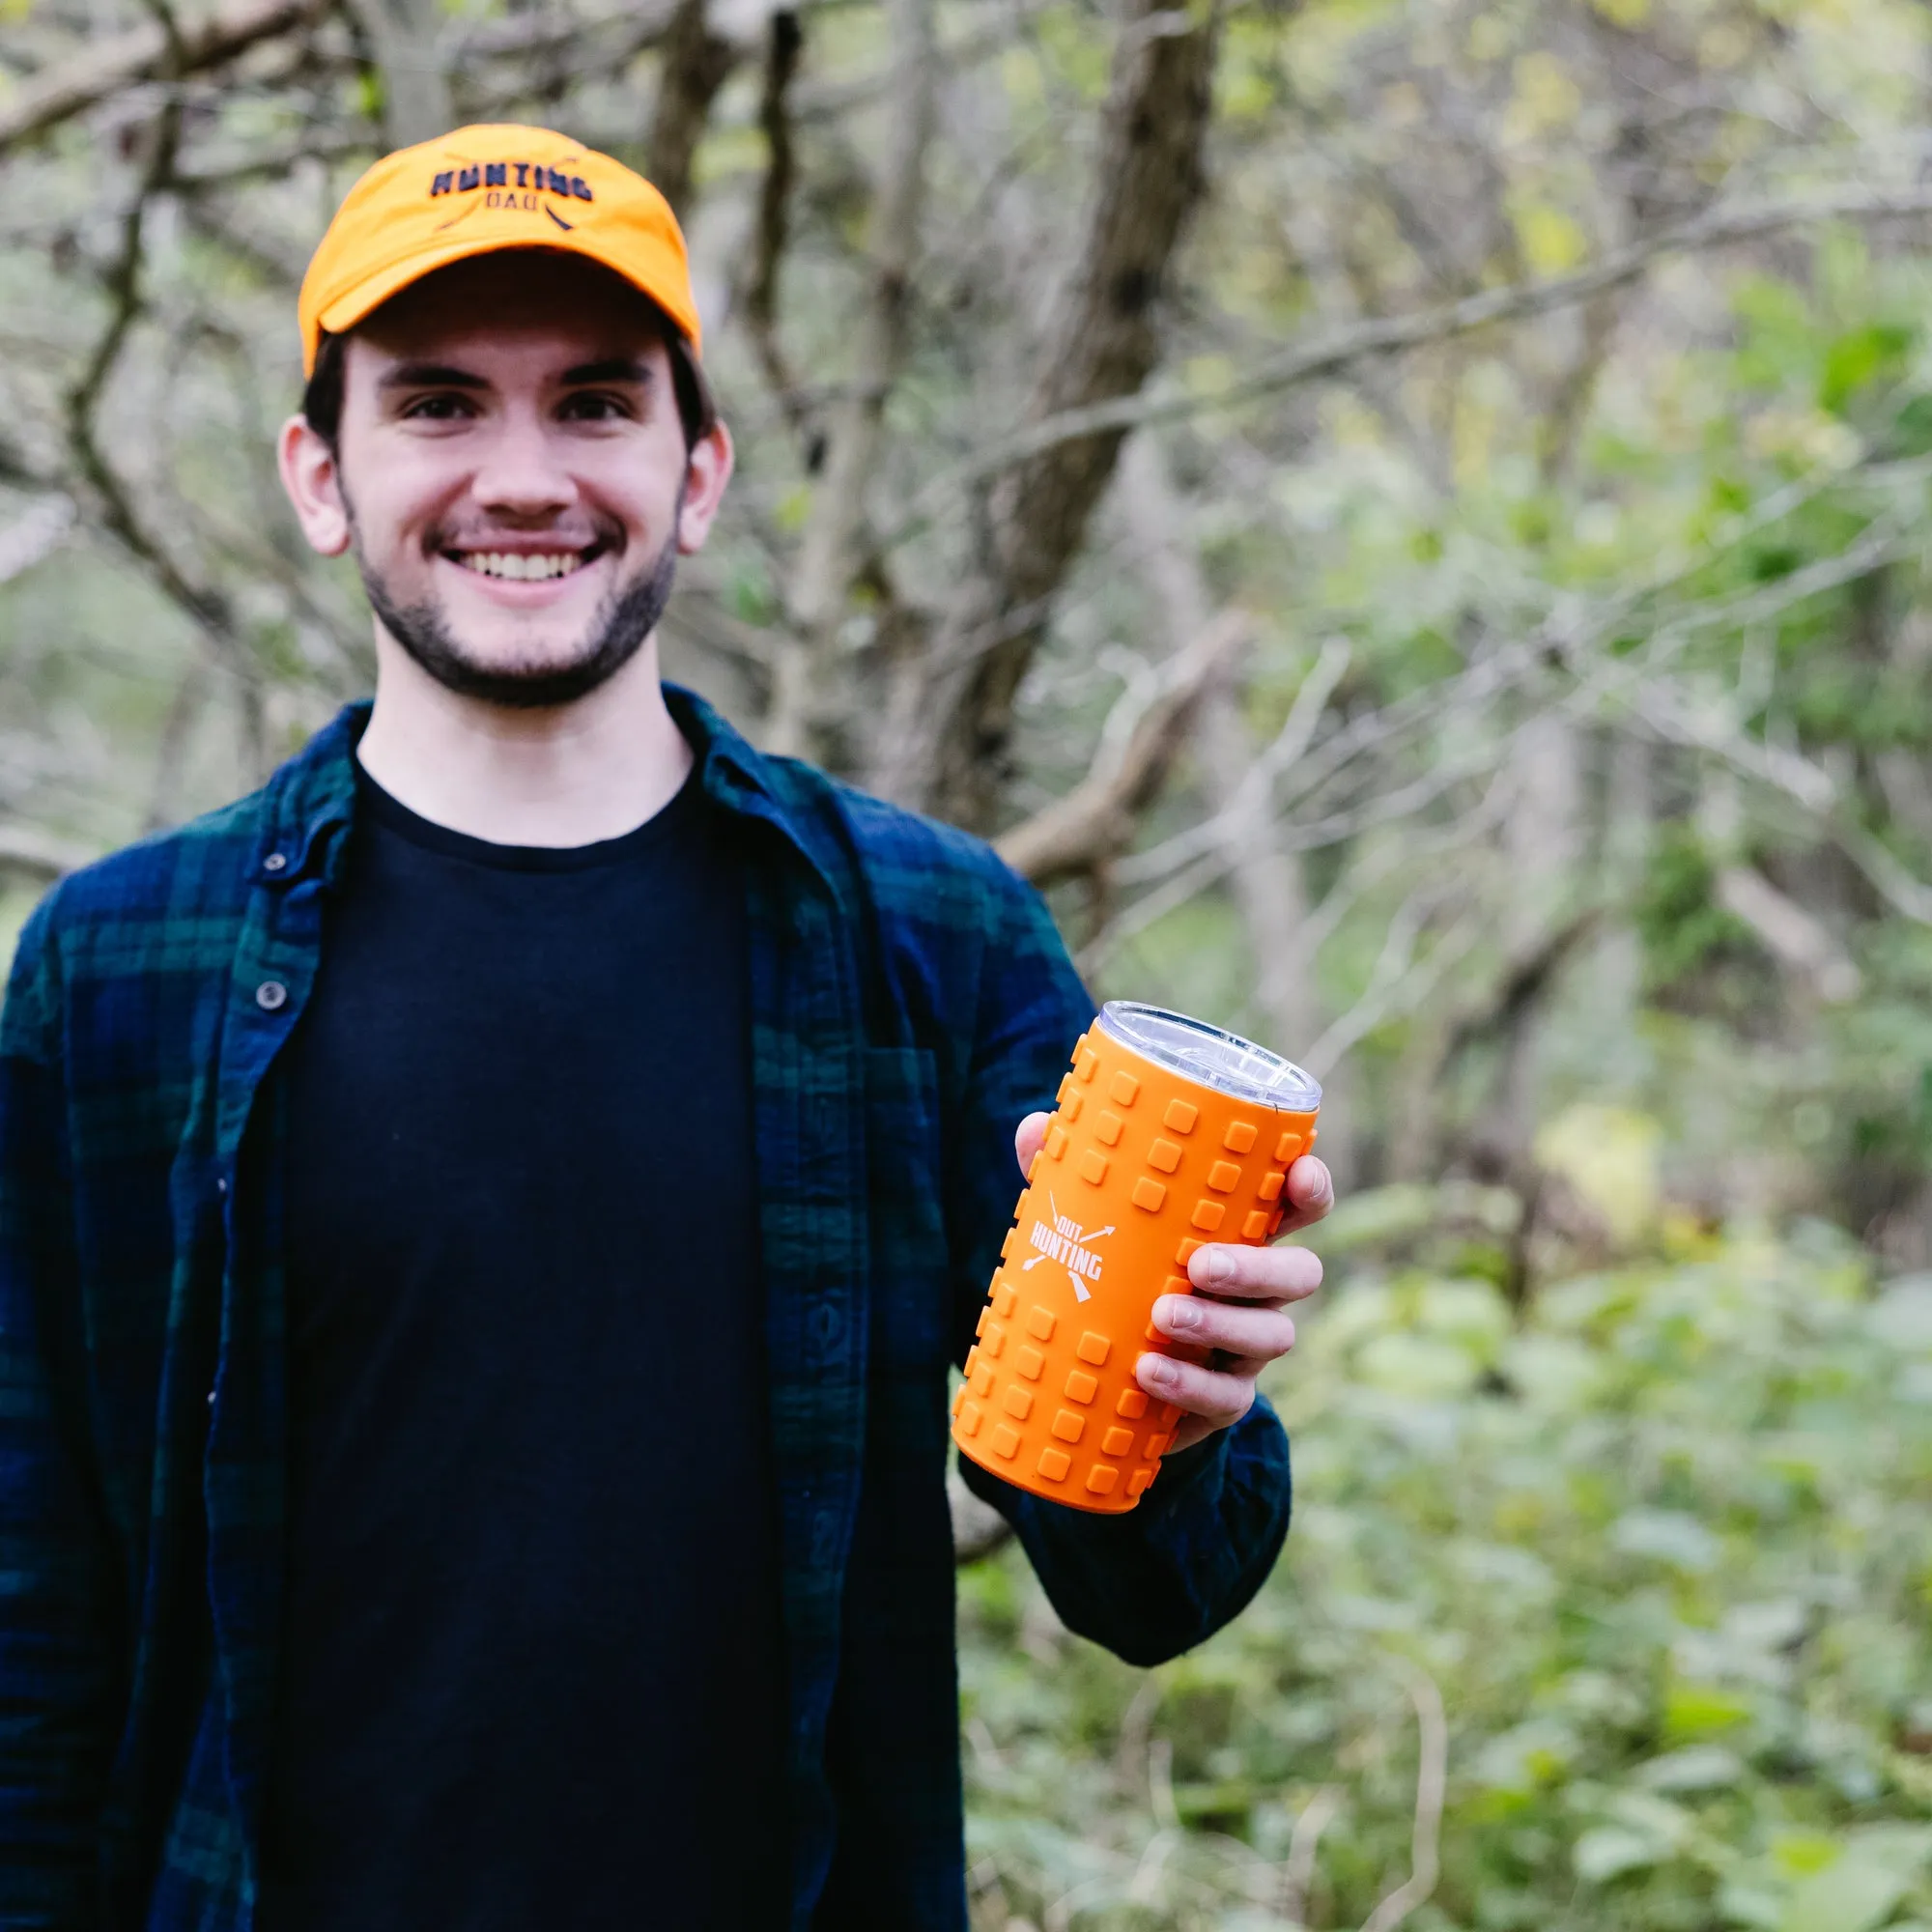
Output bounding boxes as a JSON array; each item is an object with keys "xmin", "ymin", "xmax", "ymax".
[
  {"xmin": 277, "ymin": 413, "xmax": 353, "ymax": 558},
  {"xmin": 675, "ymin": 419, "xmax": 735, "ymax": 555}
]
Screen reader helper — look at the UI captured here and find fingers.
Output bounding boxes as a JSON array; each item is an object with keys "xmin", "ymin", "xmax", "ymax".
[
  {"xmin": 1152, "ymin": 1293, "xmax": 1296, "ymax": 1359},
  {"xmin": 1013, "ymin": 1111, "xmax": 1050, "ymax": 1177},
  {"xmin": 1186, "ymin": 1240, "xmax": 1322, "ymax": 1300},
  {"xmin": 1271, "ymin": 1154, "xmax": 1334, "ymax": 1236},
  {"xmin": 1136, "ymin": 1350, "xmax": 1257, "ymax": 1432}
]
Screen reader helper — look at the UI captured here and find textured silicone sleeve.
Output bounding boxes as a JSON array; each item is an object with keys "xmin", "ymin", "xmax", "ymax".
[{"xmin": 952, "ymin": 1022, "xmax": 1320, "ymax": 1514}]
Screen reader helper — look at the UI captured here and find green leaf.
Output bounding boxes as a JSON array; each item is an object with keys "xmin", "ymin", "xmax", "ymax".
[
  {"xmin": 1576, "ymin": 1825, "xmax": 1664, "ymax": 1884},
  {"xmin": 1779, "ymin": 1858, "xmax": 1906, "ymax": 1932},
  {"xmin": 1664, "ymin": 1682, "xmax": 1754, "ymax": 1738},
  {"xmin": 1819, "ymin": 325, "xmax": 1915, "ymax": 415}
]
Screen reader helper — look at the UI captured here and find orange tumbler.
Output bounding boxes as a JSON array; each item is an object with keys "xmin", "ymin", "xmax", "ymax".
[{"xmin": 952, "ymin": 1002, "xmax": 1321, "ymax": 1514}]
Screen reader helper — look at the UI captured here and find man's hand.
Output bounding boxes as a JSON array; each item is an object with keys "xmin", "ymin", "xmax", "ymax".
[{"xmin": 1013, "ymin": 1111, "xmax": 1331, "ymax": 1454}]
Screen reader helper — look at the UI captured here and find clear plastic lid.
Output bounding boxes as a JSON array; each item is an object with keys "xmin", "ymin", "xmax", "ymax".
[{"xmin": 1095, "ymin": 1001, "xmax": 1322, "ymax": 1112}]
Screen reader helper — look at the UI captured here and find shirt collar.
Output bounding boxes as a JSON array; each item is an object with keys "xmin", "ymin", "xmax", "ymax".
[{"xmin": 254, "ymin": 685, "xmax": 842, "ymax": 903}]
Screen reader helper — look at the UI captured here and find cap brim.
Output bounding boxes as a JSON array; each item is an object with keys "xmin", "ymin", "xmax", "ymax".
[{"xmin": 313, "ymin": 230, "xmax": 700, "ymax": 362}]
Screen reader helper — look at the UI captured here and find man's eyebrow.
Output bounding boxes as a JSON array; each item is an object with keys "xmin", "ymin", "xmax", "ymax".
[
  {"xmin": 379, "ymin": 363, "xmax": 490, "ymax": 390},
  {"xmin": 558, "ymin": 357, "xmax": 653, "ymax": 386}
]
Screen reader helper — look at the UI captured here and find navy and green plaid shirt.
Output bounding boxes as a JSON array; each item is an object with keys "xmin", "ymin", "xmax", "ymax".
[{"xmin": 0, "ymin": 687, "xmax": 1293, "ymax": 1930}]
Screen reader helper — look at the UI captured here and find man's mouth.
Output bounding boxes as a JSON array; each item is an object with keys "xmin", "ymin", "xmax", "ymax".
[{"xmin": 447, "ymin": 547, "xmax": 599, "ymax": 582}]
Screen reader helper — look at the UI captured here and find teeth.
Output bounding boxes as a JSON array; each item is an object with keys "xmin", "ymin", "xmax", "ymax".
[{"xmin": 459, "ymin": 551, "xmax": 585, "ymax": 582}]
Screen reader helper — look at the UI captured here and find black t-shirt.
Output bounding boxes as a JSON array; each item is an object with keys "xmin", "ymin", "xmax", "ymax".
[{"xmin": 260, "ymin": 759, "xmax": 789, "ymax": 1931}]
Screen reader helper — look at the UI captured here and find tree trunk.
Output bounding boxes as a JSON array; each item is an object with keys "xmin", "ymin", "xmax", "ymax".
[
  {"xmin": 644, "ymin": 0, "xmax": 742, "ymax": 218},
  {"xmin": 870, "ymin": 0, "xmax": 1220, "ymax": 828},
  {"xmin": 349, "ymin": 0, "xmax": 452, "ymax": 151}
]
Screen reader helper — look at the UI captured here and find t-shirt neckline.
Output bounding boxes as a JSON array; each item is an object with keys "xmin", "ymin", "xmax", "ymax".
[{"xmin": 353, "ymin": 753, "xmax": 707, "ymax": 874}]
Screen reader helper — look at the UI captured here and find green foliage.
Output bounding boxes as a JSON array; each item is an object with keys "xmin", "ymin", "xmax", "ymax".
[
  {"xmin": 960, "ymin": 1220, "xmax": 1932, "ymax": 1928},
  {"xmin": 1636, "ymin": 829, "xmax": 1753, "ymax": 992}
]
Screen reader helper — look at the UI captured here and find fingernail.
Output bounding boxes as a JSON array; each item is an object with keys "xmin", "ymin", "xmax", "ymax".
[
  {"xmin": 1164, "ymin": 1297, "xmax": 1200, "ymax": 1331},
  {"xmin": 1201, "ymin": 1250, "xmax": 1234, "ymax": 1286},
  {"xmin": 1144, "ymin": 1356, "xmax": 1177, "ymax": 1388}
]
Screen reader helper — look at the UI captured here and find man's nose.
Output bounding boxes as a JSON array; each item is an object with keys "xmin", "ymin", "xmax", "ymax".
[{"xmin": 469, "ymin": 410, "xmax": 577, "ymax": 519}]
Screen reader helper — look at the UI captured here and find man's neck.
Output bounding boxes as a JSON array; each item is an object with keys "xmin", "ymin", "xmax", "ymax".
[{"xmin": 355, "ymin": 634, "xmax": 696, "ymax": 848}]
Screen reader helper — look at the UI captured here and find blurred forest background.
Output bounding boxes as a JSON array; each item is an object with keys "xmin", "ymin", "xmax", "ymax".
[{"xmin": 7, "ymin": 0, "xmax": 1932, "ymax": 1917}]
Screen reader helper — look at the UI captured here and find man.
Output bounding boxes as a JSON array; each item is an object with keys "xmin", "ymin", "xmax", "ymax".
[{"xmin": 0, "ymin": 126, "xmax": 1330, "ymax": 1929}]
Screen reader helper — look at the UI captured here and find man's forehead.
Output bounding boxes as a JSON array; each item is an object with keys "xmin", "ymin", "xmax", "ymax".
[{"xmin": 353, "ymin": 252, "xmax": 668, "ymax": 365}]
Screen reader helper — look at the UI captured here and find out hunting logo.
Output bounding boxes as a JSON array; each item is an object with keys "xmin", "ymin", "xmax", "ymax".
[
  {"xmin": 428, "ymin": 159, "xmax": 594, "ymax": 234},
  {"xmin": 1021, "ymin": 1195, "xmax": 1115, "ymax": 1303}
]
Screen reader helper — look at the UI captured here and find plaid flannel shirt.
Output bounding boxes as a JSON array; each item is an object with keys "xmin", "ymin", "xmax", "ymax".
[{"xmin": 0, "ymin": 687, "xmax": 1293, "ymax": 1930}]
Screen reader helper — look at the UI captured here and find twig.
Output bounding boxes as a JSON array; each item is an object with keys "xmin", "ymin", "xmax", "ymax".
[
  {"xmin": 1122, "ymin": 1734, "xmax": 1181, "ymax": 1906},
  {"xmin": 947, "ymin": 1464, "xmax": 1014, "ymax": 1566},
  {"xmin": 1358, "ymin": 1661, "xmax": 1448, "ymax": 1932},
  {"xmin": 1076, "ymin": 845, "xmax": 1225, "ymax": 980},
  {"xmin": 643, "ymin": 0, "xmax": 741, "ymax": 217},
  {"xmin": 869, "ymin": 0, "xmax": 1222, "ymax": 820},
  {"xmin": 1714, "ymin": 864, "xmax": 1861, "ymax": 1002},
  {"xmin": 0, "ymin": 497, "xmax": 75, "ymax": 586},
  {"xmin": 1114, "ymin": 1676, "xmax": 1162, "ymax": 1788},
  {"xmin": 0, "ymin": 825, "xmax": 97, "ymax": 883},
  {"xmin": 1114, "ymin": 638, "xmax": 1350, "ymax": 886},
  {"xmin": 0, "ymin": 0, "xmax": 334, "ymax": 156},
  {"xmin": 1303, "ymin": 900, "xmax": 1482, "ymax": 1081},
  {"xmin": 62, "ymin": 105, "xmax": 254, "ymax": 689},
  {"xmin": 1280, "ymin": 1785, "xmax": 1340, "ymax": 1926},
  {"xmin": 996, "ymin": 611, "xmax": 1247, "ymax": 886},
  {"xmin": 743, "ymin": 10, "xmax": 807, "ymax": 436},
  {"xmin": 1149, "ymin": 1733, "xmax": 1179, "ymax": 1832},
  {"xmin": 885, "ymin": 184, "xmax": 1932, "ymax": 542},
  {"xmin": 770, "ymin": 0, "xmax": 937, "ymax": 755}
]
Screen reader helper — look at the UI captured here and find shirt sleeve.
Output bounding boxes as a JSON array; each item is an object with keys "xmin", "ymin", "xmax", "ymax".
[
  {"xmin": 0, "ymin": 894, "xmax": 121, "ymax": 1926},
  {"xmin": 945, "ymin": 863, "xmax": 1293, "ymax": 1665}
]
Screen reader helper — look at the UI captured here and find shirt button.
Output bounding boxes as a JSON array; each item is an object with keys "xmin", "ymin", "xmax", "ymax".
[
  {"xmin": 262, "ymin": 852, "xmax": 288, "ymax": 873},
  {"xmin": 255, "ymin": 980, "xmax": 288, "ymax": 1011}
]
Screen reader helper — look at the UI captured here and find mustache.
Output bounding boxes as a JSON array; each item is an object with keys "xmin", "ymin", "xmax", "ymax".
[{"xmin": 421, "ymin": 514, "xmax": 626, "ymax": 555}]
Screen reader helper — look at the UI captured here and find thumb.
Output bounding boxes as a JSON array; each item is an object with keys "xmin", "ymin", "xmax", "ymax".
[{"xmin": 1013, "ymin": 1111, "xmax": 1051, "ymax": 1177}]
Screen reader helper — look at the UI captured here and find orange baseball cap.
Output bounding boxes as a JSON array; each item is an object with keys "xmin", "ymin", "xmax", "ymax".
[{"xmin": 297, "ymin": 123, "xmax": 700, "ymax": 377}]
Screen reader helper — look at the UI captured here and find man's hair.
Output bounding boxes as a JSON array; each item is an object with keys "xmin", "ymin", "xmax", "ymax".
[{"xmin": 300, "ymin": 291, "xmax": 717, "ymax": 451}]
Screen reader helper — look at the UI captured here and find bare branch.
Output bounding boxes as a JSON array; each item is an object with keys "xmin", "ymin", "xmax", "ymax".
[
  {"xmin": 644, "ymin": 0, "xmax": 742, "ymax": 217},
  {"xmin": 62, "ymin": 108, "xmax": 259, "ymax": 703},
  {"xmin": 948, "ymin": 1464, "xmax": 1014, "ymax": 1565},
  {"xmin": 767, "ymin": 0, "xmax": 935, "ymax": 756},
  {"xmin": 345, "ymin": 0, "xmax": 453, "ymax": 151},
  {"xmin": 1303, "ymin": 899, "xmax": 1482, "ymax": 1082},
  {"xmin": 1440, "ymin": 906, "xmax": 1603, "ymax": 1070},
  {"xmin": 888, "ymin": 185, "xmax": 1932, "ymax": 545},
  {"xmin": 0, "ymin": 825, "xmax": 97, "ymax": 884},
  {"xmin": 0, "ymin": 497, "xmax": 75, "ymax": 585},
  {"xmin": 1626, "ymin": 669, "xmax": 1932, "ymax": 927},
  {"xmin": 1715, "ymin": 865, "xmax": 1862, "ymax": 1003},
  {"xmin": 1279, "ymin": 1785, "xmax": 1341, "ymax": 1927},
  {"xmin": 1115, "ymin": 638, "xmax": 1352, "ymax": 886},
  {"xmin": 742, "ymin": 10, "xmax": 806, "ymax": 431},
  {"xmin": 996, "ymin": 611, "xmax": 1247, "ymax": 886},
  {"xmin": 1075, "ymin": 847, "xmax": 1224, "ymax": 981},
  {"xmin": 0, "ymin": 0, "xmax": 334, "ymax": 156},
  {"xmin": 873, "ymin": 0, "xmax": 1222, "ymax": 821},
  {"xmin": 1358, "ymin": 1660, "xmax": 1447, "ymax": 1932}
]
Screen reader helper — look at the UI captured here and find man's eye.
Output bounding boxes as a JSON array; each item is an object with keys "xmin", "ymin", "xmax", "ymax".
[
  {"xmin": 558, "ymin": 392, "xmax": 634, "ymax": 422},
  {"xmin": 401, "ymin": 394, "xmax": 476, "ymax": 420}
]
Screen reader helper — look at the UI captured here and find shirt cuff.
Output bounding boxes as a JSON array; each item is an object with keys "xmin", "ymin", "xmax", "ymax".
[{"xmin": 1129, "ymin": 1423, "xmax": 1232, "ymax": 1519}]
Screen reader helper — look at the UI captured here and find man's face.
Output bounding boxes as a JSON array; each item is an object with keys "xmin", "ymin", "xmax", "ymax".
[{"xmin": 279, "ymin": 253, "xmax": 730, "ymax": 707}]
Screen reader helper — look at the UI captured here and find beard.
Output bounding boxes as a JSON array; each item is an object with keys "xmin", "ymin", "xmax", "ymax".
[{"xmin": 351, "ymin": 505, "xmax": 682, "ymax": 711}]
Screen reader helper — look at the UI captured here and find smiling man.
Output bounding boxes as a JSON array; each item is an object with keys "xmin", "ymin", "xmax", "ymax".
[{"xmin": 0, "ymin": 127, "xmax": 1331, "ymax": 1930}]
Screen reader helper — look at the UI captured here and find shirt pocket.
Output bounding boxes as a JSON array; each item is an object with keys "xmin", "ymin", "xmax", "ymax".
[{"xmin": 863, "ymin": 1045, "xmax": 949, "ymax": 1372}]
